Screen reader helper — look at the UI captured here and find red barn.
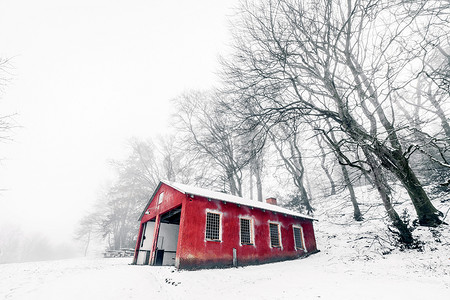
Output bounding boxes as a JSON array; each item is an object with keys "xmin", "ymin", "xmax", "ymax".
[{"xmin": 133, "ymin": 180, "xmax": 318, "ymax": 269}]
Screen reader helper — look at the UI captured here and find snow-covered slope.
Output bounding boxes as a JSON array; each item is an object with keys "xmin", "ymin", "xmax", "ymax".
[{"xmin": 1, "ymin": 185, "xmax": 449, "ymax": 299}]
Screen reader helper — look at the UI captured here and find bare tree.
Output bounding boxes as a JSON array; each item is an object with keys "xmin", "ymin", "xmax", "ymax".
[
  {"xmin": 221, "ymin": 0, "xmax": 445, "ymax": 227},
  {"xmin": 174, "ymin": 91, "xmax": 247, "ymax": 196},
  {"xmin": 75, "ymin": 213, "xmax": 101, "ymax": 256},
  {"xmin": 339, "ymin": 164, "xmax": 362, "ymax": 221},
  {"xmin": 268, "ymin": 121, "xmax": 314, "ymax": 213}
]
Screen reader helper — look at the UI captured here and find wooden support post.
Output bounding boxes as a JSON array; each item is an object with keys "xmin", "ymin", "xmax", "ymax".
[
  {"xmin": 132, "ymin": 223, "xmax": 144, "ymax": 264},
  {"xmin": 149, "ymin": 214, "xmax": 161, "ymax": 266}
]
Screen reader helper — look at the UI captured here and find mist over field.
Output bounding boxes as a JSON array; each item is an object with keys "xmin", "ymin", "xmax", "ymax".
[{"xmin": 0, "ymin": 222, "xmax": 81, "ymax": 264}]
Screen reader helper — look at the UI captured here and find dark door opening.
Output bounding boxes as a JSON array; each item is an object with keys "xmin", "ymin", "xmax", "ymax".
[
  {"xmin": 155, "ymin": 250, "xmax": 164, "ymax": 266},
  {"xmin": 152, "ymin": 206, "xmax": 181, "ymax": 266}
]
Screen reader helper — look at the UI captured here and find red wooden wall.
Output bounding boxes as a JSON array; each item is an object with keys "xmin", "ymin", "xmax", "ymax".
[{"xmin": 177, "ymin": 194, "xmax": 317, "ymax": 269}]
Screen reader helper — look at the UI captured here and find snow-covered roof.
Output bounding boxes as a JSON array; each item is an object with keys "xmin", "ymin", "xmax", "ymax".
[{"xmin": 161, "ymin": 180, "xmax": 315, "ymax": 221}]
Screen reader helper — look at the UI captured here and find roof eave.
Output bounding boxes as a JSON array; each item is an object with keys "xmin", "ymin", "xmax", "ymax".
[
  {"xmin": 141, "ymin": 180, "xmax": 318, "ymax": 222},
  {"xmin": 138, "ymin": 181, "xmax": 164, "ymax": 221}
]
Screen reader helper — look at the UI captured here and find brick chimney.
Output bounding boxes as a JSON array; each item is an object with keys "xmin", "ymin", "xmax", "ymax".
[{"xmin": 266, "ymin": 197, "xmax": 277, "ymax": 205}]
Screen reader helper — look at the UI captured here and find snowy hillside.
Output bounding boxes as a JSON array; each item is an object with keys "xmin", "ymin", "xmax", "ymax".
[{"xmin": 1, "ymin": 185, "xmax": 449, "ymax": 300}]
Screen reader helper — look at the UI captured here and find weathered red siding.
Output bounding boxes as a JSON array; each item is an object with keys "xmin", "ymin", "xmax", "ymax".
[{"xmin": 177, "ymin": 194, "xmax": 317, "ymax": 269}]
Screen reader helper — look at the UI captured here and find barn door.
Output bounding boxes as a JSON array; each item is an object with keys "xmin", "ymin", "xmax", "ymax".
[
  {"xmin": 136, "ymin": 220, "xmax": 155, "ymax": 265},
  {"xmin": 152, "ymin": 207, "xmax": 181, "ymax": 266}
]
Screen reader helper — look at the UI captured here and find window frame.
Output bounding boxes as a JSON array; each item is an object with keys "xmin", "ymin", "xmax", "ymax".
[
  {"xmin": 205, "ymin": 210, "xmax": 223, "ymax": 242},
  {"xmin": 269, "ymin": 222, "xmax": 282, "ymax": 248},
  {"xmin": 292, "ymin": 225, "xmax": 305, "ymax": 250},
  {"xmin": 239, "ymin": 217, "xmax": 254, "ymax": 246}
]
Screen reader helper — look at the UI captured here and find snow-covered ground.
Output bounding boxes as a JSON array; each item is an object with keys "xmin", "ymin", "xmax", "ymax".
[{"xmin": 1, "ymin": 185, "xmax": 449, "ymax": 299}]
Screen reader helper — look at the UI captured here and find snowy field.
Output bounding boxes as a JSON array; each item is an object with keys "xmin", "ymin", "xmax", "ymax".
[
  {"xmin": 1, "ymin": 251, "xmax": 448, "ymax": 300},
  {"xmin": 1, "ymin": 186, "xmax": 449, "ymax": 299}
]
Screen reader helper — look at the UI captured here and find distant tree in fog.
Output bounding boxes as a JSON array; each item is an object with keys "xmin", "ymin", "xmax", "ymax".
[
  {"xmin": 75, "ymin": 213, "xmax": 101, "ymax": 256},
  {"xmin": 0, "ymin": 223, "xmax": 23, "ymax": 263},
  {"xmin": 0, "ymin": 57, "xmax": 14, "ymax": 141},
  {"xmin": 76, "ymin": 136, "xmax": 194, "ymax": 251},
  {"xmin": 0, "ymin": 57, "xmax": 15, "ymax": 144}
]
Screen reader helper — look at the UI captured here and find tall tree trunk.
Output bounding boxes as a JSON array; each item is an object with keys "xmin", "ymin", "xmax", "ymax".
[
  {"xmin": 427, "ymin": 88, "xmax": 450, "ymax": 140},
  {"xmin": 249, "ymin": 165, "xmax": 254, "ymax": 200},
  {"xmin": 359, "ymin": 163, "xmax": 374, "ymax": 186},
  {"xmin": 372, "ymin": 143, "xmax": 443, "ymax": 226},
  {"xmin": 414, "ymin": 79, "xmax": 422, "ymax": 129},
  {"xmin": 324, "ymin": 120, "xmax": 363, "ymax": 221},
  {"xmin": 229, "ymin": 173, "xmax": 237, "ymax": 195},
  {"xmin": 249, "ymin": 150, "xmax": 264, "ymax": 202},
  {"xmin": 340, "ymin": 164, "xmax": 363, "ymax": 221},
  {"xmin": 304, "ymin": 170, "xmax": 314, "ymax": 199},
  {"xmin": 254, "ymin": 159, "xmax": 263, "ymax": 202},
  {"xmin": 289, "ymin": 134, "xmax": 313, "ymax": 213},
  {"xmin": 84, "ymin": 229, "xmax": 91, "ymax": 257},
  {"xmin": 235, "ymin": 174, "xmax": 243, "ymax": 197},
  {"xmin": 316, "ymin": 135, "xmax": 336, "ymax": 195},
  {"xmin": 297, "ymin": 177, "xmax": 313, "ymax": 214},
  {"xmin": 365, "ymin": 150, "xmax": 414, "ymax": 244},
  {"xmin": 227, "ymin": 169, "xmax": 242, "ymax": 196},
  {"xmin": 269, "ymin": 129, "xmax": 313, "ymax": 213}
]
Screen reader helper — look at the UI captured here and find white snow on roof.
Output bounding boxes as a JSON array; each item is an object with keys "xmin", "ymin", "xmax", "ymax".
[{"xmin": 161, "ymin": 180, "xmax": 315, "ymax": 220}]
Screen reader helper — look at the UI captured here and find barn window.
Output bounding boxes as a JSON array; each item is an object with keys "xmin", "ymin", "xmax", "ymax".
[
  {"xmin": 205, "ymin": 212, "xmax": 221, "ymax": 241},
  {"xmin": 158, "ymin": 192, "xmax": 164, "ymax": 204},
  {"xmin": 293, "ymin": 226, "xmax": 304, "ymax": 250},
  {"xmin": 269, "ymin": 222, "xmax": 281, "ymax": 247},
  {"xmin": 240, "ymin": 218, "xmax": 253, "ymax": 245}
]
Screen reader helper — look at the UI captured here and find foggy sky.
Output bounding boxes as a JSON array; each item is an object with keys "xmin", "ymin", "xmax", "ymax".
[{"xmin": 0, "ymin": 0, "xmax": 238, "ymax": 249}]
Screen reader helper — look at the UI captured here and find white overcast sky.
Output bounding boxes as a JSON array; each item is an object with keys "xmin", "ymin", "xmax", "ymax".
[{"xmin": 0, "ymin": 0, "xmax": 238, "ymax": 243}]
